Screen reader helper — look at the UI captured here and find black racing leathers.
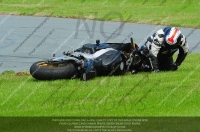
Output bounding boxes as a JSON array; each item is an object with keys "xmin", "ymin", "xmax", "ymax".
[{"xmin": 145, "ymin": 28, "xmax": 189, "ymax": 71}]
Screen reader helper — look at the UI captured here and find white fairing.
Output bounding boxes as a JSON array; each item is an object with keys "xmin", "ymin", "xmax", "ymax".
[
  {"xmin": 73, "ymin": 48, "xmax": 116, "ymax": 60},
  {"xmin": 51, "ymin": 48, "xmax": 116, "ymax": 62}
]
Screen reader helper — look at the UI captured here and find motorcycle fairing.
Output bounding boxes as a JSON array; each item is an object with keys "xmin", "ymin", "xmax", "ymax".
[{"xmin": 97, "ymin": 50, "xmax": 122, "ymax": 67}]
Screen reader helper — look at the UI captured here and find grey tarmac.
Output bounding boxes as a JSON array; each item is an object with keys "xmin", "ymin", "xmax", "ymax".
[{"xmin": 0, "ymin": 15, "xmax": 200, "ymax": 73}]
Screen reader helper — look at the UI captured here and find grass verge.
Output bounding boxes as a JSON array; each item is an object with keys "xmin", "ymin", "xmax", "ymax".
[
  {"xmin": 0, "ymin": 53, "xmax": 200, "ymax": 116},
  {"xmin": 0, "ymin": 0, "xmax": 200, "ymax": 28}
]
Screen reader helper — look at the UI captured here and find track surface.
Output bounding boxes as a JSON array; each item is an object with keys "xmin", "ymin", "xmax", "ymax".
[{"xmin": 0, "ymin": 15, "xmax": 200, "ymax": 73}]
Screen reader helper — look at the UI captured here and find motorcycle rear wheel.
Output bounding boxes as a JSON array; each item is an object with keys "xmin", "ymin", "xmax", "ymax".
[{"xmin": 30, "ymin": 61, "xmax": 77, "ymax": 80}]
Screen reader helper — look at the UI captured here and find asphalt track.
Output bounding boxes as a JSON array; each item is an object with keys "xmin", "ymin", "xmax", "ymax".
[{"xmin": 0, "ymin": 15, "xmax": 200, "ymax": 73}]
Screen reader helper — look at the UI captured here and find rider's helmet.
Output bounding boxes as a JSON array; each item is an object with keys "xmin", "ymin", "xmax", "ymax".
[{"xmin": 164, "ymin": 27, "xmax": 182, "ymax": 47}]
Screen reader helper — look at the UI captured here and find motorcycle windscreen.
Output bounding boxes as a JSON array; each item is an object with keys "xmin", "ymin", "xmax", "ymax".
[{"xmin": 97, "ymin": 50, "xmax": 122, "ymax": 67}]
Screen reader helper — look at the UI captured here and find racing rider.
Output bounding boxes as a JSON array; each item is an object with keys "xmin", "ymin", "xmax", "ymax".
[{"xmin": 139, "ymin": 27, "xmax": 189, "ymax": 72}]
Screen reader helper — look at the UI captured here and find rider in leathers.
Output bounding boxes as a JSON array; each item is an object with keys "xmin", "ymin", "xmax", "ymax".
[{"xmin": 140, "ymin": 27, "xmax": 189, "ymax": 72}]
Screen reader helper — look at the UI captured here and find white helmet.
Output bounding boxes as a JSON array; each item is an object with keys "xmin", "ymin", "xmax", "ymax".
[{"xmin": 164, "ymin": 27, "xmax": 181, "ymax": 45}]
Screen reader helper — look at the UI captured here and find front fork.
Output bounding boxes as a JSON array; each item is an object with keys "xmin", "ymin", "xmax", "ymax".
[
  {"xmin": 126, "ymin": 51, "xmax": 135, "ymax": 71},
  {"xmin": 78, "ymin": 60, "xmax": 97, "ymax": 81}
]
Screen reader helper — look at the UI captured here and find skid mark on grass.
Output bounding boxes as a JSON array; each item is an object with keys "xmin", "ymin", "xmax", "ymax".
[
  {"xmin": 176, "ymin": 80, "xmax": 200, "ymax": 107},
  {"xmin": 159, "ymin": 64, "xmax": 200, "ymax": 105}
]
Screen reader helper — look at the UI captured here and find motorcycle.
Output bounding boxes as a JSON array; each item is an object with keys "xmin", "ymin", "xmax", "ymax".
[{"xmin": 30, "ymin": 38, "xmax": 144, "ymax": 81}]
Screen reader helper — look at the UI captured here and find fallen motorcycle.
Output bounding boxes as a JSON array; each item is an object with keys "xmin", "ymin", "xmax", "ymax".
[{"xmin": 30, "ymin": 38, "xmax": 143, "ymax": 81}]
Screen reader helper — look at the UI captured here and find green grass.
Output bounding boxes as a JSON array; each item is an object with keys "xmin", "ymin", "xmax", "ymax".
[
  {"xmin": 0, "ymin": 53, "xmax": 200, "ymax": 116},
  {"xmin": 0, "ymin": 0, "xmax": 200, "ymax": 117},
  {"xmin": 0, "ymin": 0, "xmax": 200, "ymax": 28}
]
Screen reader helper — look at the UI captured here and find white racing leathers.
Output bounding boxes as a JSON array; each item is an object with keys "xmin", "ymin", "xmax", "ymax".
[{"xmin": 145, "ymin": 27, "xmax": 189, "ymax": 70}]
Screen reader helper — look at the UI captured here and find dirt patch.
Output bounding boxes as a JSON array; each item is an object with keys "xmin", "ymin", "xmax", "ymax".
[{"xmin": 16, "ymin": 72, "xmax": 30, "ymax": 76}]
